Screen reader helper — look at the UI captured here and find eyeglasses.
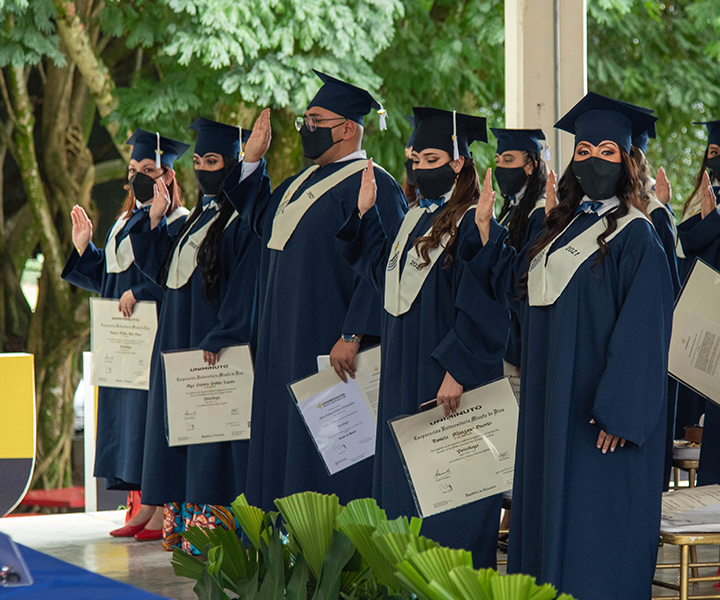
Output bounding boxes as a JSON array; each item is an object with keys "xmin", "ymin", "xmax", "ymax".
[{"xmin": 294, "ymin": 115, "xmax": 347, "ymax": 133}]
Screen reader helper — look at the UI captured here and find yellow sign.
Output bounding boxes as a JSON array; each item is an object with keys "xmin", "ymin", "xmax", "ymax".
[{"xmin": 0, "ymin": 353, "xmax": 36, "ymax": 459}]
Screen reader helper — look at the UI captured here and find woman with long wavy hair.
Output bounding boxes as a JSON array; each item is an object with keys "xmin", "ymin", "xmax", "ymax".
[
  {"xmin": 129, "ymin": 118, "xmax": 260, "ymax": 550},
  {"xmin": 676, "ymin": 121, "xmax": 720, "ymax": 496},
  {"xmin": 63, "ymin": 130, "xmax": 189, "ymax": 539},
  {"xmin": 464, "ymin": 93, "xmax": 673, "ymax": 599},
  {"xmin": 336, "ymin": 107, "xmax": 509, "ymax": 567}
]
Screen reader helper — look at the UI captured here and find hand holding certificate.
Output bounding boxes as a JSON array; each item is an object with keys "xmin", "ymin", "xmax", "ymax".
[
  {"xmin": 669, "ymin": 259, "xmax": 720, "ymax": 406},
  {"xmin": 289, "ymin": 346, "xmax": 380, "ymax": 475},
  {"xmin": 90, "ymin": 297, "xmax": 157, "ymax": 390},
  {"xmin": 389, "ymin": 378, "xmax": 519, "ymax": 518},
  {"xmin": 163, "ymin": 345, "xmax": 254, "ymax": 447}
]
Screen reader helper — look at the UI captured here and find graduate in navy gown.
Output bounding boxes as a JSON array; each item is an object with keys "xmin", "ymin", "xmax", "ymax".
[
  {"xmin": 335, "ymin": 108, "xmax": 509, "ymax": 566},
  {"xmin": 62, "ymin": 130, "xmax": 189, "ymax": 538},
  {"xmin": 130, "ymin": 118, "xmax": 260, "ymax": 548},
  {"xmin": 222, "ymin": 71, "xmax": 407, "ymax": 511},
  {"xmin": 463, "ymin": 93, "xmax": 673, "ymax": 600},
  {"xmin": 676, "ymin": 120, "xmax": 720, "ymax": 489},
  {"xmin": 490, "ymin": 127, "xmax": 549, "ymax": 541},
  {"xmin": 627, "ymin": 122, "xmax": 681, "ymax": 491}
]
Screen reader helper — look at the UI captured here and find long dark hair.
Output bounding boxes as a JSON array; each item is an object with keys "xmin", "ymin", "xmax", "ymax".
[
  {"xmin": 413, "ymin": 157, "xmax": 479, "ymax": 269},
  {"xmin": 160, "ymin": 157, "xmax": 238, "ymax": 300},
  {"xmin": 682, "ymin": 151, "xmax": 709, "ymax": 219},
  {"xmin": 496, "ymin": 152, "xmax": 548, "ymax": 250},
  {"xmin": 518, "ymin": 150, "xmax": 643, "ymax": 294}
]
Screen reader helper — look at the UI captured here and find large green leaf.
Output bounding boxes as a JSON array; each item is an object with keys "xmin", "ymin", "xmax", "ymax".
[
  {"xmin": 286, "ymin": 554, "xmax": 310, "ymax": 600},
  {"xmin": 231, "ymin": 493, "xmax": 267, "ymax": 549},
  {"xmin": 490, "ymin": 573, "xmax": 557, "ymax": 600},
  {"xmin": 403, "ymin": 546, "xmax": 473, "ymax": 593},
  {"xmin": 193, "ymin": 570, "xmax": 232, "ymax": 600},
  {"xmin": 447, "ymin": 566, "xmax": 491, "ymax": 600},
  {"xmin": 170, "ymin": 548, "xmax": 207, "ymax": 581},
  {"xmin": 256, "ymin": 523, "xmax": 287, "ymax": 600},
  {"xmin": 311, "ymin": 529, "xmax": 359, "ymax": 600},
  {"xmin": 335, "ymin": 498, "xmax": 398, "ymax": 591},
  {"xmin": 275, "ymin": 492, "xmax": 343, "ymax": 579},
  {"xmin": 179, "ymin": 524, "xmax": 254, "ymax": 585},
  {"xmin": 372, "ymin": 532, "xmax": 439, "ymax": 567}
]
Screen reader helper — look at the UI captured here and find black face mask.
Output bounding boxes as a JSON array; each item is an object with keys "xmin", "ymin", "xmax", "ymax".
[
  {"xmin": 706, "ymin": 155, "xmax": 720, "ymax": 182},
  {"xmin": 572, "ymin": 157, "xmax": 624, "ymax": 200},
  {"xmin": 300, "ymin": 124, "xmax": 342, "ymax": 160},
  {"xmin": 405, "ymin": 158, "xmax": 416, "ymax": 187},
  {"xmin": 495, "ymin": 165, "xmax": 528, "ymax": 197},
  {"xmin": 195, "ymin": 168, "xmax": 226, "ymax": 196},
  {"xmin": 129, "ymin": 172, "xmax": 157, "ymax": 203},
  {"xmin": 414, "ymin": 162, "xmax": 457, "ymax": 200}
]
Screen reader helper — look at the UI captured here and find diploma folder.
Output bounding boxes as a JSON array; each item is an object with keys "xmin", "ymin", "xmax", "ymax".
[
  {"xmin": 668, "ymin": 259, "xmax": 720, "ymax": 407},
  {"xmin": 388, "ymin": 378, "xmax": 519, "ymax": 518}
]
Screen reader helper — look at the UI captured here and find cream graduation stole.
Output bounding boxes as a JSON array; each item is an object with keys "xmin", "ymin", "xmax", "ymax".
[
  {"xmin": 268, "ymin": 160, "xmax": 375, "ymax": 251},
  {"xmin": 527, "ymin": 204, "xmax": 649, "ymax": 307},
  {"xmin": 105, "ymin": 206, "xmax": 188, "ymax": 274},
  {"xmin": 384, "ymin": 204, "xmax": 475, "ymax": 317},
  {"xmin": 165, "ymin": 206, "xmax": 237, "ymax": 290}
]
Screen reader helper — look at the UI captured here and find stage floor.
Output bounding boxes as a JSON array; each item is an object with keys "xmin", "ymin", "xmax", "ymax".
[{"xmin": 0, "ymin": 511, "xmax": 717, "ymax": 599}]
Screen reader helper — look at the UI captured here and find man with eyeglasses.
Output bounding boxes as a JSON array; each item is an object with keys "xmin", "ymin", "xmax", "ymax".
[{"xmin": 223, "ymin": 70, "xmax": 407, "ymax": 511}]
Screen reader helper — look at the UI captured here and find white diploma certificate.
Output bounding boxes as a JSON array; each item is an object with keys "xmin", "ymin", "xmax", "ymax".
[
  {"xmin": 90, "ymin": 297, "xmax": 158, "ymax": 390},
  {"xmin": 389, "ymin": 378, "xmax": 519, "ymax": 518},
  {"xmin": 289, "ymin": 346, "xmax": 381, "ymax": 475},
  {"xmin": 163, "ymin": 345, "xmax": 254, "ymax": 447},
  {"xmin": 669, "ymin": 259, "xmax": 720, "ymax": 406}
]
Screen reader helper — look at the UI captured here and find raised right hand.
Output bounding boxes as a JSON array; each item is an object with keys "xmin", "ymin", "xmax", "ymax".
[
  {"xmin": 70, "ymin": 205, "xmax": 93, "ymax": 256},
  {"xmin": 701, "ymin": 171, "xmax": 716, "ymax": 219},
  {"xmin": 474, "ymin": 168, "xmax": 495, "ymax": 245},
  {"xmin": 545, "ymin": 169, "xmax": 557, "ymax": 214},
  {"xmin": 149, "ymin": 176, "xmax": 171, "ymax": 229},
  {"xmin": 655, "ymin": 166, "xmax": 672, "ymax": 205},
  {"xmin": 244, "ymin": 108, "xmax": 272, "ymax": 163},
  {"xmin": 358, "ymin": 158, "xmax": 377, "ymax": 217}
]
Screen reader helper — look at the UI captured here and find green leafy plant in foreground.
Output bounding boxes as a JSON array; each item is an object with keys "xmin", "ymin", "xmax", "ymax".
[{"xmin": 171, "ymin": 492, "xmax": 577, "ymax": 600}]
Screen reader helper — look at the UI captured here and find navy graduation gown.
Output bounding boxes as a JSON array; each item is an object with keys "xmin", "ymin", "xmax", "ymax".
[
  {"xmin": 461, "ymin": 213, "xmax": 673, "ymax": 600},
  {"xmin": 61, "ymin": 207, "xmax": 186, "ymax": 490},
  {"xmin": 223, "ymin": 158, "xmax": 407, "ymax": 511},
  {"xmin": 500, "ymin": 207, "xmax": 546, "ymax": 369},
  {"xmin": 677, "ymin": 204, "xmax": 720, "ymax": 487},
  {"xmin": 130, "ymin": 199, "xmax": 260, "ymax": 506},
  {"xmin": 335, "ymin": 204, "xmax": 509, "ymax": 567}
]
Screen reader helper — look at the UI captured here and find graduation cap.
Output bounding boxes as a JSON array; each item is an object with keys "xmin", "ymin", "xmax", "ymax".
[
  {"xmin": 554, "ymin": 92, "xmax": 658, "ymax": 154},
  {"xmin": 307, "ymin": 70, "xmax": 387, "ymax": 130},
  {"xmin": 412, "ymin": 107, "xmax": 487, "ymax": 160},
  {"xmin": 694, "ymin": 121, "xmax": 720, "ymax": 147},
  {"xmin": 615, "ymin": 100, "xmax": 657, "ymax": 153},
  {"xmin": 189, "ymin": 117, "xmax": 251, "ymax": 160},
  {"xmin": 406, "ymin": 115, "xmax": 416, "ymax": 148},
  {"xmin": 490, "ymin": 128, "xmax": 548, "ymax": 158},
  {"xmin": 126, "ymin": 129, "xmax": 190, "ymax": 169}
]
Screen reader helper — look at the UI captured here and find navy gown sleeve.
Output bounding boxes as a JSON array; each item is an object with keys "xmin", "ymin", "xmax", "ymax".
[
  {"xmin": 222, "ymin": 158, "xmax": 275, "ymax": 239},
  {"xmin": 199, "ymin": 221, "xmax": 261, "ymax": 354},
  {"xmin": 335, "ymin": 204, "xmax": 390, "ymax": 293},
  {"xmin": 651, "ymin": 207, "xmax": 681, "ymax": 297},
  {"xmin": 61, "ymin": 243, "xmax": 105, "ymax": 294},
  {"xmin": 523, "ymin": 207, "xmax": 546, "ymax": 246},
  {"xmin": 591, "ymin": 231, "xmax": 674, "ymax": 447},
  {"xmin": 432, "ymin": 213, "xmax": 509, "ymax": 388},
  {"xmin": 677, "ymin": 209, "xmax": 720, "ymax": 269},
  {"xmin": 128, "ymin": 218, "xmax": 179, "ymax": 285},
  {"xmin": 130, "ymin": 280, "xmax": 164, "ymax": 303},
  {"xmin": 341, "ymin": 172, "xmax": 407, "ymax": 336}
]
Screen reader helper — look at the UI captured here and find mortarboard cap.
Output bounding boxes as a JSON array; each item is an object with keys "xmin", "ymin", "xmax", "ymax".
[
  {"xmin": 554, "ymin": 92, "xmax": 657, "ymax": 155},
  {"xmin": 694, "ymin": 121, "xmax": 720, "ymax": 147},
  {"xmin": 126, "ymin": 129, "xmax": 190, "ymax": 169},
  {"xmin": 616, "ymin": 100, "xmax": 656, "ymax": 153},
  {"xmin": 406, "ymin": 115, "xmax": 416, "ymax": 148},
  {"xmin": 490, "ymin": 128, "xmax": 547, "ymax": 156},
  {"xmin": 188, "ymin": 117, "xmax": 251, "ymax": 160},
  {"xmin": 412, "ymin": 107, "xmax": 487, "ymax": 160},
  {"xmin": 307, "ymin": 70, "xmax": 387, "ymax": 130}
]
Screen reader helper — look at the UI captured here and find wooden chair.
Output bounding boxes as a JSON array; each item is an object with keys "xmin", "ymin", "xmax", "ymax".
[{"xmin": 653, "ymin": 532, "xmax": 720, "ymax": 600}]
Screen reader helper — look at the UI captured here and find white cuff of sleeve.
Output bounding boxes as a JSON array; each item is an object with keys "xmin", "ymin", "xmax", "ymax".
[{"xmin": 240, "ymin": 160, "xmax": 261, "ymax": 182}]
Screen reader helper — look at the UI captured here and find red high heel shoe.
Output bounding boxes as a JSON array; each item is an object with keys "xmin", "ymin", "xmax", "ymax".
[
  {"xmin": 110, "ymin": 517, "xmax": 151, "ymax": 538},
  {"xmin": 134, "ymin": 527, "xmax": 163, "ymax": 541}
]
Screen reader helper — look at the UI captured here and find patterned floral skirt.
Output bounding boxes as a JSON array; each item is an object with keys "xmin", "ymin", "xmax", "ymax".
[{"xmin": 162, "ymin": 502, "xmax": 241, "ymax": 554}]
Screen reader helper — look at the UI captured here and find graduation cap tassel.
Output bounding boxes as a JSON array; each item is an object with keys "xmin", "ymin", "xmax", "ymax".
[
  {"xmin": 377, "ymin": 105, "xmax": 387, "ymax": 131},
  {"xmin": 452, "ymin": 110, "xmax": 459, "ymax": 161},
  {"xmin": 543, "ymin": 140, "xmax": 552, "ymax": 162},
  {"xmin": 239, "ymin": 126, "xmax": 245, "ymax": 161},
  {"xmin": 155, "ymin": 132, "xmax": 161, "ymax": 169}
]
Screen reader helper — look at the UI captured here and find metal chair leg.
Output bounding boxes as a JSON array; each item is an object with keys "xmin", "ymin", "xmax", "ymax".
[
  {"xmin": 688, "ymin": 468, "xmax": 696, "ymax": 488},
  {"xmin": 681, "ymin": 544, "xmax": 689, "ymax": 600},
  {"xmin": 690, "ymin": 545, "xmax": 699, "ymax": 579},
  {"xmin": 674, "ymin": 467, "xmax": 680, "ymax": 489}
]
